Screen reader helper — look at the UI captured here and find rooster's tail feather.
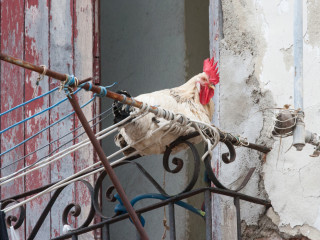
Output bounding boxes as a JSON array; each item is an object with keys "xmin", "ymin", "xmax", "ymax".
[{"xmin": 112, "ymin": 90, "xmax": 134, "ymax": 124}]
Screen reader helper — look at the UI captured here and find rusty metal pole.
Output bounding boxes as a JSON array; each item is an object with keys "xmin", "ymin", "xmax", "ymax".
[
  {"xmin": 67, "ymin": 94, "xmax": 148, "ymax": 239},
  {"xmin": 0, "ymin": 53, "xmax": 92, "ymax": 85},
  {"xmin": 0, "ymin": 53, "xmax": 148, "ymax": 239},
  {"xmin": 0, "ymin": 52, "xmax": 272, "ymax": 154}
]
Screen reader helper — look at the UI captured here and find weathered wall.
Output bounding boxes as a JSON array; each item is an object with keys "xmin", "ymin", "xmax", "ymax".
[
  {"xmin": 0, "ymin": 1, "xmax": 98, "ymax": 239},
  {"xmin": 216, "ymin": 0, "xmax": 320, "ymax": 239}
]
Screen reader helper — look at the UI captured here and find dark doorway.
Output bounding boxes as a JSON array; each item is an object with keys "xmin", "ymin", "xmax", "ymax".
[{"xmin": 100, "ymin": 1, "xmax": 209, "ymax": 239}]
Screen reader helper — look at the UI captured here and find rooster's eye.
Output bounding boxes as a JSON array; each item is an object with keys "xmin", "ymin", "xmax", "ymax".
[{"xmin": 200, "ymin": 77, "xmax": 207, "ymax": 82}]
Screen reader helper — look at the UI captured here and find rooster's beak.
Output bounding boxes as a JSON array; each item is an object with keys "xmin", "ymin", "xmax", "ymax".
[{"xmin": 208, "ymin": 84, "xmax": 215, "ymax": 90}]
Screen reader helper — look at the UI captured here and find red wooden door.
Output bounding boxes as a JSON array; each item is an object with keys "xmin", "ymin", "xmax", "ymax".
[{"xmin": 0, "ymin": 0, "xmax": 100, "ymax": 239}]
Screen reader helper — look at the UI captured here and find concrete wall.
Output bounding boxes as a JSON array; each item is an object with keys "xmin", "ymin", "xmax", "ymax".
[
  {"xmin": 215, "ymin": 0, "xmax": 320, "ymax": 239},
  {"xmin": 100, "ymin": 0, "xmax": 209, "ymax": 239}
]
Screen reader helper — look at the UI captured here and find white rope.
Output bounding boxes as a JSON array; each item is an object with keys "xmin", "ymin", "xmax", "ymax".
[
  {"xmin": 0, "ymin": 113, "xmax": 147, "ymax": 185},
  {"xmin": 2, "ymin": 111, "xmax": 150, "ymax": 187},
  {"xmin": 0, "ymin": 117, "xmax": 122, "ymax": 182},
  {"xmin": 3, "ymin": 121, "xmax": 173, "ymax": 213},
  {"xmin": 2, "ymin": 103, "xmax": 222, "ymax": 213},
  {"xmin": 134, "ymin": 102, "xmax": 221, "ymax": 160},
  {"xmin": 190, "ymin": 119, "xmax": 220, "ymax": 161},
  {"xmin": 0, "ymin": 118, "xmax": 126, "ymax": 183},
  {"xmin": 3, "ymin": 148, "xmax": 139, "ymax": 213},
  {"xmin": 32, "ymin": 65, "xmax": 47, "ymax": 98}
]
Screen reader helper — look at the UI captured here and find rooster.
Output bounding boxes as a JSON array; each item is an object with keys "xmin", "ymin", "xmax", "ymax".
[{"xmin": 113, "ymin": 58, "xmax": 219, "ymax": 156}]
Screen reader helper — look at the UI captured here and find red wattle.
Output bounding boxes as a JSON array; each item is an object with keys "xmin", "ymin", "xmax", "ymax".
[{"xmin": 199, "ymin": 85, "xmax": 214, "ymax": 105}]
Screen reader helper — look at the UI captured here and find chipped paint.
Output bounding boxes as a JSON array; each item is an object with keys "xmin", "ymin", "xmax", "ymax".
[
  {"xmin": 24, "ymin": 0, "xmax": 51, "ymax": 238},
  {"xmin": 49, "ymin": 0, "xmax": 75, "ymax": 237},
  {"xmin": 1, "ymin": 0, "xmax": 26, "ymax": 239},
  {"xmin": 74, "ymin": 2, "xmax": 95, "ymax": 237},
  {"xmin": 215, "ymin": 0, "xmax": 320, "ymax": 239},
  {"xmin": 306, "ymin": 0, "xmax": 320, "ymax": 47},
  {"xmin": 0, "ymin": 0, "xmax": 96, "ymax": 238}
]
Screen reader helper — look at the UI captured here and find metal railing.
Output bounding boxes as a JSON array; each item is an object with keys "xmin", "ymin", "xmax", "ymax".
[
  {"xmin": 0, "ymin": 53, "xmax": 272, "ymax": 240},
  {"xmin": 1, "ymin": 134, "xmax": 271, "ymax": 240}
]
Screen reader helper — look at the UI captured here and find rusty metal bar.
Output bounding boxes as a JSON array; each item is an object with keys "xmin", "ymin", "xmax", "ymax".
[
  {"xmin": 52, "ymin": 186, "xmax": 270, "ymax": 240},
  {"xmin": 0, "ymin": 52, "xmax": 148, "ymax": 239},
  {"xmin": 67, "ymin": 95, "xmax": 148, "ymax": 239},
  {"xmin": 136, "ymin": 214, "xmax": 142, "ymax": 240},
  {"xmin": 218, "ymin": 131, "xmax": 271, "ymax": 154},
  {"xmin": 71, "ymin": 235, "xmax": 78, "ymax": 240},
  {"xmin": 80, "ymin": 82, "xmax": 272, "ymax": 154},
  {"xmin": 0, "ymin": 52, "xmax": 92, "ymax": 85},
  {"xmin": 234, "ymin": 197, "xmax": 241, "ymax": 240},
  {"xmin": 81, "ymin": 82, "xmax": 162, "ymax": 115},
  {"xmin": 0, "ymin": 52, "xmax": 271, "ymax": 154},
  {"xmin": 102, "ymin": 224, "xmax": 110, "ymax": 240},
  {"xmin": 168, "ymin": 203, "xmax": 176, "ymax": 240},
  {"xmin": 136, "ymin": 213, "xmax": 142, "ymax": 240},
  {"xmin": 205, "ymin": 190, "xmax": 212, "ymax": 240}
]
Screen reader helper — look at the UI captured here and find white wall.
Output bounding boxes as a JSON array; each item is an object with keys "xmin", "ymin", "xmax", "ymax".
[{"xmin": 217, "ymin": 0, "xmax": 320, "ymax": 239}]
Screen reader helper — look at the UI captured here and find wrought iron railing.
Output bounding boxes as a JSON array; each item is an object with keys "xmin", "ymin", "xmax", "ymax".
[
  {"xmin": 1, "ymin": 134, "xmax": 271, "ymax": 240},
  {"xmin": 0, "ymin": 53, "xmax": 272, "ymax": 240}
]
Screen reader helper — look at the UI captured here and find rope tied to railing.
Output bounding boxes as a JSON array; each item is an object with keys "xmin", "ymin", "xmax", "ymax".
[
  {"xmin": 32, "ymin": 64, "xmax": 47, "ymax": 98},
  {"xmin": 96, "ymin": 86, "xmax": 108, "ymax": 98},
  {"xmin": 122, "ymin": 99, "xmax": 220, "ymax": 159},
  {"xmin": 80, "ymin": 82, "xmax": 93, "ymax": 91},
  {"xmin": 59, "ymin": 74, "xmax": 79, "ymax": 97},
  {"xmin": 76, "ymin": 80, "xmax": 117, "ymax": 98}
]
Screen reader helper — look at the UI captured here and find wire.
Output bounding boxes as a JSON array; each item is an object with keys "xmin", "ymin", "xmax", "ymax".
[
  {"xmin": 1, "ymin": 111, "xmax": 150, "ymax": 184},
  {"xmin": 3, "ymin": 115, "xmax": 193, "ymax": 212},
  {"xmin": 1, "ymin": 102, "xmax": 221, "ymax": 213},
  {"xmin": 1, "ymin": 111, "xmax": 113, "ymax": 182},
  {"xmin": 0, "ymin": 114, "xmax": 137, "ymax": 184},
  {"xmin": 0, "ymin": 106, "xmax": 113, "ymax": 170},
  {"xmin": 40, "ymin": 108, "xmax": 112, "ymax": 159},
  {"xmin": 2, "ymin": 120, "xmax": 173, "ymax": 213},
  {"xmin": 0, "ymin": 89, "xmax": 89, "ymax": 158},
  {"xmin": 0, "ymin": 87, "xmax": 58, "ymax": 117},
  {"xmin": 0, "ymin": 88, "xmax": 82, "ymax": 136}
]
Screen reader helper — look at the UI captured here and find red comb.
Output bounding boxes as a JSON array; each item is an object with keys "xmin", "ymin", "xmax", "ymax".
[{"xmin": 203, "ymin": 58, "xmax": 219, "ymax": 85}]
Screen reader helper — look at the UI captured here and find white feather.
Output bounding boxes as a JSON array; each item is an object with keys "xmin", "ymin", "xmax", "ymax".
[{"xmin": 115, "ymin": 72, "xmax": 215, "ymax": 156}]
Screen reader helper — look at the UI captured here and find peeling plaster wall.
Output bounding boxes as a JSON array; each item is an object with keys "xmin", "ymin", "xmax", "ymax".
[{"xmin": 217, "ymin": 0, "xmax": 320, "ymax": 239}]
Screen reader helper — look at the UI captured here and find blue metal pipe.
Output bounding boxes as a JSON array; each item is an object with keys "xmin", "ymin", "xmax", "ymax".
[
  {"xmin": 293, "ymin": 0, "xmax": 303, "ymax": 111},
  {"xmin": 293, "ymin": 0, "xmax": 305, "ymax": 151}
]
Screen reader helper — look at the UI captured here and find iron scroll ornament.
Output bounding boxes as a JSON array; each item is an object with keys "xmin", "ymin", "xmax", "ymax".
[
  {"xmin": 0, "ymin": 199, "xmax": 25, "ymax": 230},
  {"xmin": 62, "ymin": 180, "xmax": 96, "ymax": 229},
  {"xmin": 203, "ymin": 140, "xmax": 256, "ymax": 192},
  {"xmin": 166, "ymin": 131, "xmax": 255, "ymax": 191},
  {"xmin": 28, "ymin": 179, "xmax": 96, "ymax": 239},
  {"xmin": 166, "ymin": 131, "xmax": 255, "ymax": 192},
  {"xmin": 92, "ymin": 139, "xmax": 201, "ymax": 220},
  {"xmin": 162, "ymin": 139, "xmax": 201, "ymax": 194},
  {"xmin": 92, "ymin": 161, "xmax": 168, "ymax": 219}
]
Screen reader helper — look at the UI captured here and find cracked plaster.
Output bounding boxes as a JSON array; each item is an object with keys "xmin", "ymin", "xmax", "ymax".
[{"xmin": 219, "ymin": 0, "xmax": 320, "ymax": 239}]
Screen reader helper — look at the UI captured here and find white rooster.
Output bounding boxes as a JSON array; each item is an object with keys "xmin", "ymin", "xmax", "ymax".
[{"xmin": 113, "ymin": 58, "xmax": 219, "ymax": 156}]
